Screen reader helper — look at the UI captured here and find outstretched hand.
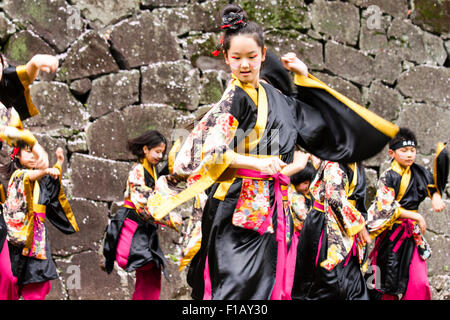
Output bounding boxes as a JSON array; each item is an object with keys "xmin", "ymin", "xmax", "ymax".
[
  {"xmin": 281, "ymin": 52, "xmax": 308, "ymax": 77},
  {"xmin": 30, "ymin": 54, "xmax": 59, "ymax": 73},
  {"xmin": 256, "ymin": 157, "xmax": 287, "ymax": 176},
  {"xmin": 26, "ymin": 54, "xmax": 59, "ymax": 82},
  {"xmin": 431, "ymin": 192, "xmax": 446, "ymax": 212},
  {"xmin": 45, "ymin": 167, "xmax": 60, "ymax": 180}
]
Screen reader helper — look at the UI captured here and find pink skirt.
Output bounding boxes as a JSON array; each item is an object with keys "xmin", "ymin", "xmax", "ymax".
[{"xmin": 116, "ymin": 218, "xmax": 161, "ymax": 300}]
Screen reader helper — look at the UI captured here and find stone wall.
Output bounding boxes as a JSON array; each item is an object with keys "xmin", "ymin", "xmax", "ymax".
[{"xmin": 0, "ymin": 0, "xmax": 448, "ymax": 300}]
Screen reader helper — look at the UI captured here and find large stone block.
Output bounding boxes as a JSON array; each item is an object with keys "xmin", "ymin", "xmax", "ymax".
[
  {"xmin": 69, "ymin": 78, "xmax": 92, "ymax": 96},
  {"xmin": 364, "ymin": 167, "xmax": 378, "ymax": 207},
  {"xmin": 194, "ymin": 56, "xmax": 229, "ymax": 73},
  {"xmin": 86, "ymin": 70, "xmax": 140, "ymax": 119},
  {"xmin": 364, "ymin": 80, "xmax": 403, "ymax": 121},
  {"xmin": 57, "ymin": 31, "xmax": 119, "ymax": 82},
  {"xmin": 373, "ymin": 51, "xmax": 403, "ymax": 85},
  {"xmin": 265, "ymin": 31, "xmax": 324, "ymax": 71},
  {"xmin": 54, "ymin": 251, "xmax": 134, "ymax": 300},
  {"xmin": 47, "ymin": 199, "xmax": 110, "ymax": 256},
  {"xmin": 186, "ymin": 0, "xmax": 229, "ymax": 33},
  {"xmin": 0, "ymin": 12, "xmax": 16, "ymax": 43},
  {"xmin": 359, "ymin": 14, "xmax": 390, "ymax": 55},
  {"xmin": 348, "ymin": 0, "xmax": 409, "ymax": 19},
  {"xmin": 199, "ymin": 70, "xmax": 226, "ymax": 105},
  {"xmin": 325, "ymin": 41, "xmax": 375, "ymax": 86},
  {"xmin": 69, "ymin": 153, "xmax": 132, "ymax": 202},
  {"xmin": 3, "ymin": 30, "xmax": 57, "ymax": 81},
  {"xmin": 395, "ymin": 102, "xmax": 450, "ymax": 155},
  {"xmin": 387, "ymin": 18, "xmax": 447, "ymax": 66},
  {"xmin": 412, "ymin": 0, "xmax": 450, "ymax": 35},
  {"xmin": 396, "ymin": 66, "xmax": 450, "ymax": 108},
  {"xmin": 181, "ymin": 33, "xmax": 224, "ymax": 67},
  {"xmin": 313, "ymin": 72, "xmax": 362, "ymax": 105},
  {"xmin": 67, "ymin": 133, "xmax": 88, "ymax": 154},
  {"xmin": 153, "ymin": 0, "xmax": 228, "ymax": 36},
  {"xmin": 3, "ymin": 0, "xmax": 84, "ymax": 53},
  {"xmin": 430, "ymin": 275, "xmax": 450, "ymax": 300},
  {"xmin": 109, "ymin": 10, "xmax": 183, "ymax": 69},
  {"xmin": 141, "ymin": 60, "xmax": 201, "ymax": 110},
  {"xmin": 421, "ymin": 199, "xmax": 450, "ymax": 236},
  {"xmin": 3, "ymin": 30, "xmax": 56, "ymax": 65},
  {"xmin": 25, "ymin": 81, "xmax": 89, "ymax": 133},
  {"xmin": 241, "ymin": 0, "xmax": 311, "ymax": 31},
  {"xmin": 311, "ymin": 0, "xmax": 360, "ymax": 45},
  {"xmin": 86, "ymin": 104, "xmax": 178, "ymax": 160},
  {"xmin": 426, "ymin": 234, "xmax": 450, "ymax": 277},
  {"xmin": 71, "ymin": 0, "xmax": 139, "ymax": 29}
]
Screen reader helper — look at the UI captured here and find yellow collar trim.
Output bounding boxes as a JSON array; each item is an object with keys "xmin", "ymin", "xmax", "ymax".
[
  {"xmin": 345, "ymin": 162, "xmax": 358, "ymax": 198},
  {"xmin": 391, "ymin": 159, "xmax": 411, "ymax": 202},
  {"xmin": 232, "ymin": 74, "xmax": 259, "ymax": 106},
  {"xmin": 141, "ymin": 158, "xmax": 157, "ymax": 182}
]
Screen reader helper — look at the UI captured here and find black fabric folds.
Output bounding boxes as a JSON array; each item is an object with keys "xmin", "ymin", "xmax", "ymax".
[
  {"xmin": 435, "ymin": 145, "xmax": 449, "ymax": 195},
  {"xmin": 0, "ymin": 66, "xmax": 32, "ymax": 120},
  {"xmin": 0, "ymin": 213, "xmax": 6, "ymax": 253},
  {"xmin": 368, "ymin": 225, "xmax": 415, "ymax": 297},
  {"xmin": 260, "ymin": 50, "xmax": 293, "ymax": 97},
  {"xmin": 294, "ymin": 85, "xmax": 394, "ymax": 163},
  {"xmin": 39, "ymin": 175, "xmax": 77, "ymax": 234},
  {"xmin": 102, "ymin": 166, "xmax": 167, "ymax": 279}
]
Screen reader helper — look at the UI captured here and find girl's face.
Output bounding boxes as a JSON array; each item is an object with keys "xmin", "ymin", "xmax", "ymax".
[
  {"xmin": 224, "ymin": 34, "xmax": 266, "ymax": 88},
  {"xmin": 389, "ymin": 146, "xmax": 416, "ymax": 167},
  {"xmin": 16, "ymin": 146, "xmax": 36, "ymax": 169},
  {"xmin": 294, "ymin": 180, "xmax": 310, "ymax": 195},
  {"xmin": 143, "ymin": 143, "xmax": 166, "ymax": 166}
]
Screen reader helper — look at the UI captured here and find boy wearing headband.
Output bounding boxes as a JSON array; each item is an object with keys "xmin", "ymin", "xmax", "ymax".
[{"xmin": 365, "ymin": 127, "xmax": 446, "ymax": 300}]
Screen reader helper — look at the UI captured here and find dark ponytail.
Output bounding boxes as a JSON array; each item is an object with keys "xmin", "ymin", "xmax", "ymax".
[{"xmin": 127, "ymin": 130, "xmax": 167, "ymax": 159}]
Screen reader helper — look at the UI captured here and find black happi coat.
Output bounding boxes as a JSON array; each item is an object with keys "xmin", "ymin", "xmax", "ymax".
[
  {"xmin": 369, "ymin": 162, "xmax": 436, "ymax": 298},
  {"xmin": 185, "ymin": 68, "xmax": 396, "ymax": 299},
  {"xmin": 291, "ymin": 162, "xmax": 369, "ymax": 300},
  {"xmin": 7, "ymin": 174, "xmax": 78, "ymax": 286},
  {"xmin": 103, "ymin": 166, "xmax": 167, "ymax": 277}
]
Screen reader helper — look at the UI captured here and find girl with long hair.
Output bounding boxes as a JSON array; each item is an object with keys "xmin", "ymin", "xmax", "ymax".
[{"xmin": 102, "ymin": 130, "xmax": 171, "ymax": 300}]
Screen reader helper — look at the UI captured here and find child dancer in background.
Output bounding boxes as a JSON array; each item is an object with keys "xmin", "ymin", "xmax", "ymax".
[
  {"xmin": 0, "ymin": 124, "xmax": 48, "ymax": 300},
  {"xmin": 292, "ymin": 160, "xmax": 371, "ymax": 300},
  {"xmin": 0, "ymin": 144, "xmax": 78, "ymax": 300},
  {"xmin": 289, "ymin": 162, "xmax": 316, "ymax": 234},
  {"xmin": 102, "ymin": 130, "xmax": 169, "ymax": 300},
  {"xmin": 366, "ymin": 128, "xmax": 447, "ymax": 300}
]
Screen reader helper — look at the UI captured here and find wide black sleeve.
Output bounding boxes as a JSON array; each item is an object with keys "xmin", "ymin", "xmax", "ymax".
[
  {"xmin": 38, "ymin": 173, "xmax": 78, "ymax": 234},
  {"xmin": 0, "ymin": 66, "xmax": 39, "ymax": 120},
  {"xmin": 434, "ymin": 142, "xmax": 449, "ymax": 196},
  {"xmin": 294, "ymin": 73, "xmax": 398, "ymax": 163}
]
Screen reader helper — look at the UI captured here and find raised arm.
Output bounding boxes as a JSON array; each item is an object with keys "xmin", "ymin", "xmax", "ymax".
[{"xmin": 25, "ymin": 54, "xmax": 59, "ymax": 82}]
